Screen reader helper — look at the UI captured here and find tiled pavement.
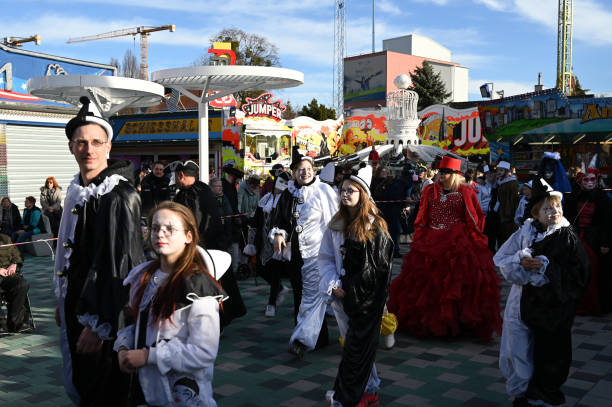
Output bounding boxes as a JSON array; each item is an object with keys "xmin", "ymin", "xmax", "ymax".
[{"xmin": 2, "ymin": 246, "xmax": 612, "ymax": 407}]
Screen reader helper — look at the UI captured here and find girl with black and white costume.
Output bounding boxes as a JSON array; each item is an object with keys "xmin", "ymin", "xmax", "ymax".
[
  {"xmin": 320, "ymin": 165, "xmax": 394, "ymax": 407},
  {"xmin": 114, "ymin": 201, "xmax": 229, "ymax": 407},
  {"xmin": 270, "ymin": 154, "xmax": 338, "ymax": 359},
  {"xmin": 250, "ymin": 171, "xmax": 292, "ymax": 317}
]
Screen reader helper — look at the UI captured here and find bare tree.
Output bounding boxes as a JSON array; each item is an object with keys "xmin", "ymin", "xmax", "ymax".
[
  {"xmin": 121, "ymin": 49, "xmax": 139, "ymax": 79},
  {"xmin": 196, "ymin": 27, "xmax": 280, "ymax": 67},
  {"xmin": 194, "ymin": 28, "xmax": 280, "ymax": 103},
  {"xmin": 109, "ymin": 57, "xmax": 120, "ymax": 75}
]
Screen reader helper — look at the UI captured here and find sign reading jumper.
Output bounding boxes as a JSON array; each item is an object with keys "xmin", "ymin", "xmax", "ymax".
[{"xmin": 241, "ymin": 92, "xmax": 286, "ymax": 122}]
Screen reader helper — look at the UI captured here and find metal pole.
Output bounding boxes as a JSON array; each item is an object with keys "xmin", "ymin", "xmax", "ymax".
[
  {"xmin": 372, "ymin": 0, "xmax": 375, "ymax": 53},
  {"xmin": 198, "ymin": 100, "xmax": 209, "ymax": 183}
]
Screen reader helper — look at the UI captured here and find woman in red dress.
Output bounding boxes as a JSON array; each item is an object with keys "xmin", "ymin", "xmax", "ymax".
[{"xmin": 388, "ymin": 156, "xmax": 502, "ymax": 340}]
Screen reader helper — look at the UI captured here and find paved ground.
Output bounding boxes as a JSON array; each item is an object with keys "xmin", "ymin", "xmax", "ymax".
[{"xmin": 2, "ymin": 246, "xmax": 612, "ymax": 407}]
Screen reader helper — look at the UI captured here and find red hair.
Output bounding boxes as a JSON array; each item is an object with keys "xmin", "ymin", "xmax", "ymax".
[{"xmin": 45, "ymin": 177, "xmax": 60, "ymax": 189}]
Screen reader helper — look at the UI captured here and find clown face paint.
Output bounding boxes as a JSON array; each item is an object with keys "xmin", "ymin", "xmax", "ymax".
[
  {"xmin": 581, "ymin": 174, "xmax": 597, "ymax": 191},
  {"xmin": 534, "ymin": 199, "xmax": 563, "ymax": 227}
]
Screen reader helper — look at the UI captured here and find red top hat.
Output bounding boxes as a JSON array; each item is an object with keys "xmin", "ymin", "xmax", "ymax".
[{"xmin": 439, "ymin": 156, "xmax": 462, "ymax": 173}]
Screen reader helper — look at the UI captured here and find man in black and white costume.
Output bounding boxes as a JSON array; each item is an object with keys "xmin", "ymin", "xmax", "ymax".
[
  {"xmin": 270, "ymin": 153, "xmax": 338, "ymax": 359},
  {"xmin": 54, "ymin": 97, "xmax": 145, "ymax": 406}
]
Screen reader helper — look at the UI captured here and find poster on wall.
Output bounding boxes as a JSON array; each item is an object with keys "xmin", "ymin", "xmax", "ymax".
[
  {"xmin": 489, "ymin": 141, "xmax": 511, "ymax": 163},
  {"xmin": 478, "ymin": 88, "xmax": 612, "ymax": 140},
  {"xmin": 344, "ymin": 54, "xmax": 386, "ymax": 104},
  {"xmin": 418, "ymin": 105, "xmax": 490, "ymax": 157},
  {"xmin": 290, "ymin": 116, "xmax": 344, "ymax": 158},
  {"xmin": 341, "ymin": 112, "xmax": 387, "ymax": 155}
]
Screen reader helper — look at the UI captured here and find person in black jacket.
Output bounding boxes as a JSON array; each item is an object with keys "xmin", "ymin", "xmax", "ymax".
[
  {"xmin": 320, "ymin": 166, "xmax": 394, "ymax": 407},
  {"xmin": 0, "ymin": 197, "xmax": 22, "ymax": 237},
  {"xmin": 174, "ymin": 161, "xmax": 246, "ymax": 326},
  {"xmin": 221, "ymin": 163, "xmax": 244, "ymax": 273},
  {"xmin": 55, "ymin": 96, "xmax": 146, "ymax": 406},
  {"xmin": 564, "ymin": 169, "xmax": 612, "ymax": 315},
  {"xmin": 140, "ymin": 161, "xmax": 170, "ymax": 217}
]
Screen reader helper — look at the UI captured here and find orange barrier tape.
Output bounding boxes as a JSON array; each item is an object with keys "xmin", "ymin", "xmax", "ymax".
[{"xmin": 0, "ymin": 237, "xmax": 57, "ymax": 248}]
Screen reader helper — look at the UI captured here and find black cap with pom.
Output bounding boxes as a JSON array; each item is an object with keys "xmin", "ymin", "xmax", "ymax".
[{"xmin": 65, "ymin": 96, "xmax": 113, "ymax": 140}]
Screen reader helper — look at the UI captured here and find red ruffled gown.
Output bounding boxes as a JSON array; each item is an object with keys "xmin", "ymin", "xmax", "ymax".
[{"xmin": 388, "ymin": 183, "xmax": 502, "ymax": 340}]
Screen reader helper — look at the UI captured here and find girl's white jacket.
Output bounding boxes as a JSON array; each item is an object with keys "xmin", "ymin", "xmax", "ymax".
[{"xmin": 114, "ymin": 247, "xmax": 230, "ymax": 407}]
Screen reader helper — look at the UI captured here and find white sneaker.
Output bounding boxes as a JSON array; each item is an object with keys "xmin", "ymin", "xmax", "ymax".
[
  {"xmin": 276, "ymin": 285, "xmax": 290, "ymax": 307},
  {"xmin": 382, "ymin": 333, "xmax": 395, "ymax": 349},
  {"xmin": 265, "ymin": 305, "xmax": 276, "ymax": 317}
]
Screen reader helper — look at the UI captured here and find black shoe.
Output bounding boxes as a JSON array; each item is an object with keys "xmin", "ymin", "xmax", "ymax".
[{"xmin": 288, "ymin": 340, "xmax": 306, "ymax": 360}]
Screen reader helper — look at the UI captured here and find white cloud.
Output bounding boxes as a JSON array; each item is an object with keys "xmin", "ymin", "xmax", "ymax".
[
  {"xmin": 473, "ymin": 0, "xmax": 509, "ymax": 11},
  {"xmin": 477, "ymin": 0, "xmax": 612, "ymax": 46},
  {"xmin": 453, "ymin": 53, "xmax": 496, "ymax": 68},
  {"xmin": 412, "ymin": 0, "xmax": 449, "ymax": 5},
  {"xmin": 378, "ymin": 0, "xmax": 402, "ymax": 15}
]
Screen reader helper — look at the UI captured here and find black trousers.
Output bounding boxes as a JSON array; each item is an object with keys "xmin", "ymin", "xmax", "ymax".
[
  {"xmin": 0, "ymin": 273, "xmax": 29, "ymax": 331},
  {"xmin": 64, "ymin": 298, "xmax": 129, "ymax": 407},
  {"xmin": 256, "ymin": 258, "xmax": 284, "ymax": 306},
  {"xmin": 526, "ymin": 327, "xmax": 572, "ymax": 406},
  {"xmin": 334, "ymin": 310, "xmax": 383, "ymax": 406}
]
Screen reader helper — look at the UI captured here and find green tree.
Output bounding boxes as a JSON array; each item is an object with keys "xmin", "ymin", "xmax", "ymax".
[
  {"xmin": 283, "ymin": 100, "xmax": 298, "ymax": 119},
  {"xmin": 409, "ymin": 61, "xmax": 451, "ymax": 110},
  {"xmin": 572, "ymin": 75, "xmax": 590, "ymax": 97},
  {"xmin": 299, "ymin": 99, "xmax": 337, "ymax": 121},
  {"xmin": 194, "ymin": 28, "xmax": 280, "ymax": 103}
]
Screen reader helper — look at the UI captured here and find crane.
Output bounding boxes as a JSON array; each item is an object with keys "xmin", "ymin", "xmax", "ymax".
[
  {"xmin": 67, "ymin": 25, "xmax": 175, "ymax": 80},
  {"xmin": 3, "ymin": 34, "xmax": 41, "ymax": 47},
  {"xmin": 556, "ymin": 0, "xmax": 573, "ymax": 95}
]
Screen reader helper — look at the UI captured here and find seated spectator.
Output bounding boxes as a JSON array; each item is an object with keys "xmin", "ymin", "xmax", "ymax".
[
  {"xmin": 11, "ymin": 197, "xmax": 43, "ymax": 253},
  {"xmin": 1, "ymin": 197, "xmax": 22, "ymax": 237},
  {"xmin": 0, "ymin": 233, "xmax": 30, "ymax": 333}
]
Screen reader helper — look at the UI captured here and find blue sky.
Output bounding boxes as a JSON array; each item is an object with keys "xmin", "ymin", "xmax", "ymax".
[{"xmin": 3, "ymin": 0, "xmax": 612, "ymax": 109}]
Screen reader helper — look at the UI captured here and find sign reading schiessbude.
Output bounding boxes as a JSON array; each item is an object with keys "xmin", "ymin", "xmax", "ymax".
[
  {"xmin": 118, "ymin": 118, "xmax": 222, "ymax": 135},
  {"xmin": 241, "ymin": 92, "xmax": 286, "ymax": 122}
]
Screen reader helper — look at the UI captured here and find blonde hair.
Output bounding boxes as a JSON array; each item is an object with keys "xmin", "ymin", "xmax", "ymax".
[
  {"xmin": 445, "ymin": 173, "xmax": 466, "ymax": 192},
  {"xmin": 331, "ymin": 179, "xmax": 389, "ymax": 243}
]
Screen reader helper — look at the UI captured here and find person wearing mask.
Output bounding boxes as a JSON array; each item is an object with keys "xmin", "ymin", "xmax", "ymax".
[
  {"xmin": 565, "ymin": 169, "xmax": 612, "ymax": 315},
  {"xmin": 114, "ymin": 201, "xmax": 228, "ymax": 407},
  {"xmin": 12, "ymin": 197, "xmax": 43, "ymax": 253},
  {"xmin": 260, "ymin": 164, "xmax": 284, "ymax": 196},
  {"xmin": 270, "ymin": 154, "xmax": 338, "ymax": 359},
  {"xmin": 140, "ymin": 161, "xmax": 170, "ymax": 216},
  {"xmin": 40, "ymin": 177, "xmax": 63, "ymax": 236},
  {"xmin": 252, "ymin": 171, "xmax": 292, "ymax": 317},
  {"xmin": 0, "ymin": 197, "xmax": 22, "ymax": 237},
  {"xmin": 388, "ymin": 156, "xmax": 502, "ymax": 340}
]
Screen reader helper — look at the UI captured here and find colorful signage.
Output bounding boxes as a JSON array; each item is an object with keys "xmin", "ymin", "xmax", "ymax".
[
  {"xmin": 118, "ymin": 117, "xmax": 221, "ymax": 135},
  {"xmin": 478, "ymin": 88, "xmax": 612, "ymax": 139},
  {"xmin": 418, "ymin": 105, "xmax": 490, "ymax": 156},
  {"xmin": 341, "ymin": 112, "xmax": 387, "ymax": 155},
  {"xmin": 241, "ymin": 93, "xmax": 286, "ymax": 122}
]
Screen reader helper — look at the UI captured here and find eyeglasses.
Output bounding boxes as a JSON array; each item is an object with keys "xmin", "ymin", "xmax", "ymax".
[
  {"xmin": 72, "ymin": 139, "xmax": 107, "ymax": 149},
  {"xmin": 150, "ymin": 224, "xmax": 185, "ymax": 237},
  {"xmin": 340, "ymin": 188, "xmax": 359, "ymax": 195}
]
